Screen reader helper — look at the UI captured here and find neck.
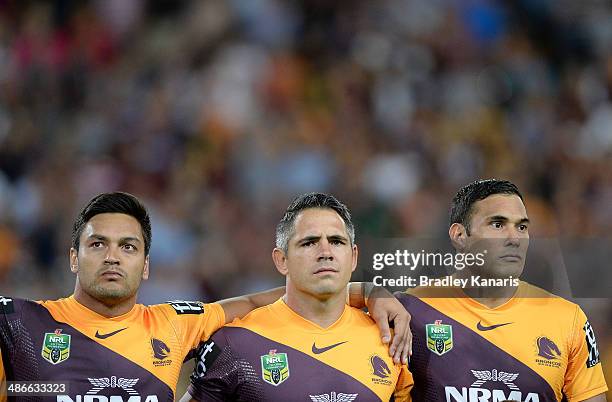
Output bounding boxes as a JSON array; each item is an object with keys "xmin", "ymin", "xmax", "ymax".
[
  {"xmin": 73, "ymin": 283, "xmax": 136, "ymax": 318},
  {"xmin": 454, "ymin": 270, "xmax": 519, "ymax": 309},
  {"xmin": 283, "ymin": 287, "xmax": 346, "ymax": 328}
]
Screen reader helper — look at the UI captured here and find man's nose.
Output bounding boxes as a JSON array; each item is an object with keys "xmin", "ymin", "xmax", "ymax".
[
  {"xmin": 505, "ymin": 228, "xmax": 521, "ymax": 247},
  {"xmin": 318, "ymin": 239, "xmax": 334, "ymax": 261},
  {"xmin": 104, "ymin": 246, "xmax": 121, "ymax": 264}
]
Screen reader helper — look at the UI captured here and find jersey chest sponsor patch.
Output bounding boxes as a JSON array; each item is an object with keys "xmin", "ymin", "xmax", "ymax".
[
  {"xmin": 444, "ymin": 368, "xmax": 542, "ymax": 402},
  {"xmin": 56, "ymin": 375, "xmax": 161, "ymax": 402}
]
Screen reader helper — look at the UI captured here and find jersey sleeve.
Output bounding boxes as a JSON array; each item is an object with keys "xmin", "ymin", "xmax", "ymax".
[
  {"xmin": 0, "ymin": 295, "xmax": 14, "ymax": 402},
  {"xmin": 392, "ymin": 364, "xmax": 413, "ymax": 401},
  {"xmin": 563, "ymin": 305, "xmax": 608, "ymax": 401},
  {"xmin": 161, "ymin": 301, "xmax": 226, "ymax": 356},
  {"xmin": 0, "ymin": 352, "xmax": 6, "ymax": 402},
  {"xmin": 187, "ymin": 331, "xmax": 259, "ymax": 401}
]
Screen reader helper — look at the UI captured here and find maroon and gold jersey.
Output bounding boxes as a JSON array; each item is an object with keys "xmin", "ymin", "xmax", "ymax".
[
  {"xmin": 0, "ymin": 295, "xmax": 225, "ymax": 401},
  {"xmin": 188, "ymin": 298, "xmax": 412, "ymax": 401},
  {"xmin": 396, "ymin": 282, "xmax": 608, "ymax": 402}
]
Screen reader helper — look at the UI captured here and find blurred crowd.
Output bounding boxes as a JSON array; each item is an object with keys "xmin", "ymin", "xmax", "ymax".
[{"xmin": 0, "ymin": 0, "xmax": 610, "ymax": 391}]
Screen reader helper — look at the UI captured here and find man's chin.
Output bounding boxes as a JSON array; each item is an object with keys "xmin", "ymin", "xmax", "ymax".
[
  {"xmin": 310, "ymin": 284, "xmax": 345, "ymax": 299},
  {"xmin": 480, "ymin": 263, "xmax": 524, "ymax": 279},
  {"xmin": 90, "ymin": 285, "xmax": 131, "ymax": 301}
]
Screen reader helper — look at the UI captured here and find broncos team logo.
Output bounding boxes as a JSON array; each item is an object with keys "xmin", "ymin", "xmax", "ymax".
[
  {"xmin": 370, "ymin": 355, "xmax": 391, "ymax": 379},
  {"xmin": 536, "ymin": 337, "xmax": 561, "ymax": 360},
  {"xmin": 151, "ymin": 338, "xmax": 170, "ymax": 360}
]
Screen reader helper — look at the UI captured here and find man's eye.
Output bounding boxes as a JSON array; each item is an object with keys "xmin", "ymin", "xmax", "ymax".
[
  {"xmin": 518, "ymin": 224, "xmax": 528, "ymax": 232},
  {"xmin": 91, "ymin": 242, "xmax": 104, "ymax": 248},
  {"xmin": 491, "ymin": 222, "xmax": 503, "ymax": 229},
  {"xmin": 302, "ymin": 241, "xmax": 315, "ymax": 247},
  {"xmin": 331, "ymin": 240, "xmax": 345, "ymax": 245},
  {"xmin": 123, "ymin": 244, "xmax": 136, "ymax": 251}
]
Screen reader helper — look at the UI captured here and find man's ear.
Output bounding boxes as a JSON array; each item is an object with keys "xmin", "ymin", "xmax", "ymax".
[
  {"xmin": 142, "ymin": 255, "xmax": 150, "ymax": 280},
  {"xmin": 449, "ymin": 223, "xmax": 467, "ymax": 251},
  {"xmin": 272, "ymin": 248, "xmax": 289, "ymax": 276},
  {"xmin": 351, "ymin": 244, "xmax": 358, "ymax": 273},
  {"xmin": 70, "ymin": 248, "xmax": 79, "ymax": 274}
]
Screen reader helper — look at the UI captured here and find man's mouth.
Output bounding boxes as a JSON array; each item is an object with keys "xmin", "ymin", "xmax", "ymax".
[
  {"xmin": 314, "ymin": 267, "xmax": 338, "ymax": 274},
  {"xmin": 100, "ymin": 270, "xmax": 124, "ymax": 280},
  {"xmin": 499, "ymin": 254, "xmax": 522, "ymax": 262}
]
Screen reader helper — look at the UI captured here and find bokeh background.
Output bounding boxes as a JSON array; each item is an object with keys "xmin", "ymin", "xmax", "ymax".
[{"xmin": 0, "ymin": 0, "xmax": 610, "ymax": 397}]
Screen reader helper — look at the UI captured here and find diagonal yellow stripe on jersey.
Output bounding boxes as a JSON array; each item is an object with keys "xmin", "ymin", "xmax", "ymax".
[{"xmin": 39, "ymin": 296, "xmax": 225, "ymax": 393}]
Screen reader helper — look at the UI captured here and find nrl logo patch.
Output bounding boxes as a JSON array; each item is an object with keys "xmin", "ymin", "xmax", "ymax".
[
  {"xmin": 426, "ymin": 320, "xmax": 453, "ymax": 356},
  {"xmin": 42, "ymin": 329, "xmax": 71, "ymax": 365},
  {"xmin": 260, "ymin": 349, "xmax": 289, "ymax": 386}
]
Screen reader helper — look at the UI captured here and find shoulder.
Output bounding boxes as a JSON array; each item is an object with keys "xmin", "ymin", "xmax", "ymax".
[
  {"xmin": 225, "ymin": 303, "xmax": 276, "ymax": 330},
  {"xmin": 1, "ymin": 295, "xmax": 40, "ymax": 315},
  {"xmin": 349, "ymin": 306, "xmax": 383, "ymax": 327},
  {"xmin": 519, "ymin": 281, "xmax": 581, "ymax": 315},
  {"xmin": 147, "ymin": 300, "xmax": 220, "ymax": 317},
  {"xmin": 393, "ymin": 287, "xmax": 434, "ymax": 307}
]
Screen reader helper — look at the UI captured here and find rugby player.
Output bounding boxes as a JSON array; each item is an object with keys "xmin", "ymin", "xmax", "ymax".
[
  {"xmin": 182, "ymin": 192, "xmax": 412, "ymax": 401},
  {"xmin": 396, "ymin": 179, "xmax": 608, "ymax": 402},
  {"xmin": 0, "ymin": 192, "xmax": 411, "ymax": 402}
]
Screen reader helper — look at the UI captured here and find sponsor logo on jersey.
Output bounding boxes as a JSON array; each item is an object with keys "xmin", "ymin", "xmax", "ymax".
[
  {"xmin": 311, "ymin": 341, "xmax": 347, "ymax": 354},
  {"xmin": 426, "ymin": 320, "xmax": 453, "ymax": 356},
  {"xmin": 151, "ymin": 338, "xmax": 172, "ymax": 367},
  {"xmin": 95, "ymin": 327, "xmax": 127, "ymax": 339},
  {"xmin": 583, "ymin": 320, "xmax": 600, "ymax": 368},
  {"xmin": 309, "ymin": 391, "xmax": 358, "ymax": 402},
  {"xmin": 0, "ymin": 296, "xmax": 14, "ymax": 313},
  {"xmin": 470, "ymin": 369, "xmax": 519, "ymax": 390},
  {"xmin": 87, "ymin": 376, "xmax": 139, "ymax": 395},
  {"xmin": 444, "ymin": 368, "xmax": 540, "ymax": 402},
  {"xmin": 534, "ymin": 336, "xmax": 561, "ymax": 368},
  {"xmin": 369, "ymin": 355, "xmax": 393, "ymax": 386},
  {"xmin": 194, "ymin": 340, "xmax": 221, "ymax": 378},
  {"xmin": 260, "ymin": 349, "xmax": 289, "ymax": 386},
  {"xmin": 476, "ymin": 321, "xmax": 512, "ymax": 331},
  {"xmin": 56, "ymin": 376, "xmax": 159, "ymax": 402},
  {"xmin": 42, "ymin": 329, "xmax": 71, "ymax": 365},
  {"xmin": 166, "ymin": 300, "xmax": 205, "ymax": 315}
]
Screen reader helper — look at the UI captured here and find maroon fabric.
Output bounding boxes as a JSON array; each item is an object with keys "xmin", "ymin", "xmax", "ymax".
[
  {"xmin": 396, "ymin": 293, "xmax": 558, "ymax": 402},
  {"xmin": 0, "ymin": 296, "xmax": 174, "ymax": 402},
  {"xmin": 189, "ymin": 326, "xmax": 384, "ymax": 401}
]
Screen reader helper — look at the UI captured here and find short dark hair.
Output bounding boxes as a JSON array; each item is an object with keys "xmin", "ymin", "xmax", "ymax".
[
  {"xmin": 276, "ymin": 192, "xmax": 355, "ymax": 253},
  {"xmin": 72, "ymin": 192, "xmax": 152, "ymax": 255},
  {"xmin": 450, "ymin": 179, "xmax": 524, "ymax": 233}
]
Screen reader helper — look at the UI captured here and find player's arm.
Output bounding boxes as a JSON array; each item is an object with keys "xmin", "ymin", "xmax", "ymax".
[
  {"xmin": 563, "ymin": 306, "xmax": 608, "ymax": 401},
  {"xmin": 0, "ymin": 352, "xmax": 5, "ymax": 402},
  {"xmin": 217, "ymin": 287, "xmax": 285, "ymax": 324},
  {"xmin": 181, "ymin": 337, "xmax": 242, "ymax": 402},
  {"xmin": 348, "ymin": 282, "xmax": 412, "ymax": 364}
]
